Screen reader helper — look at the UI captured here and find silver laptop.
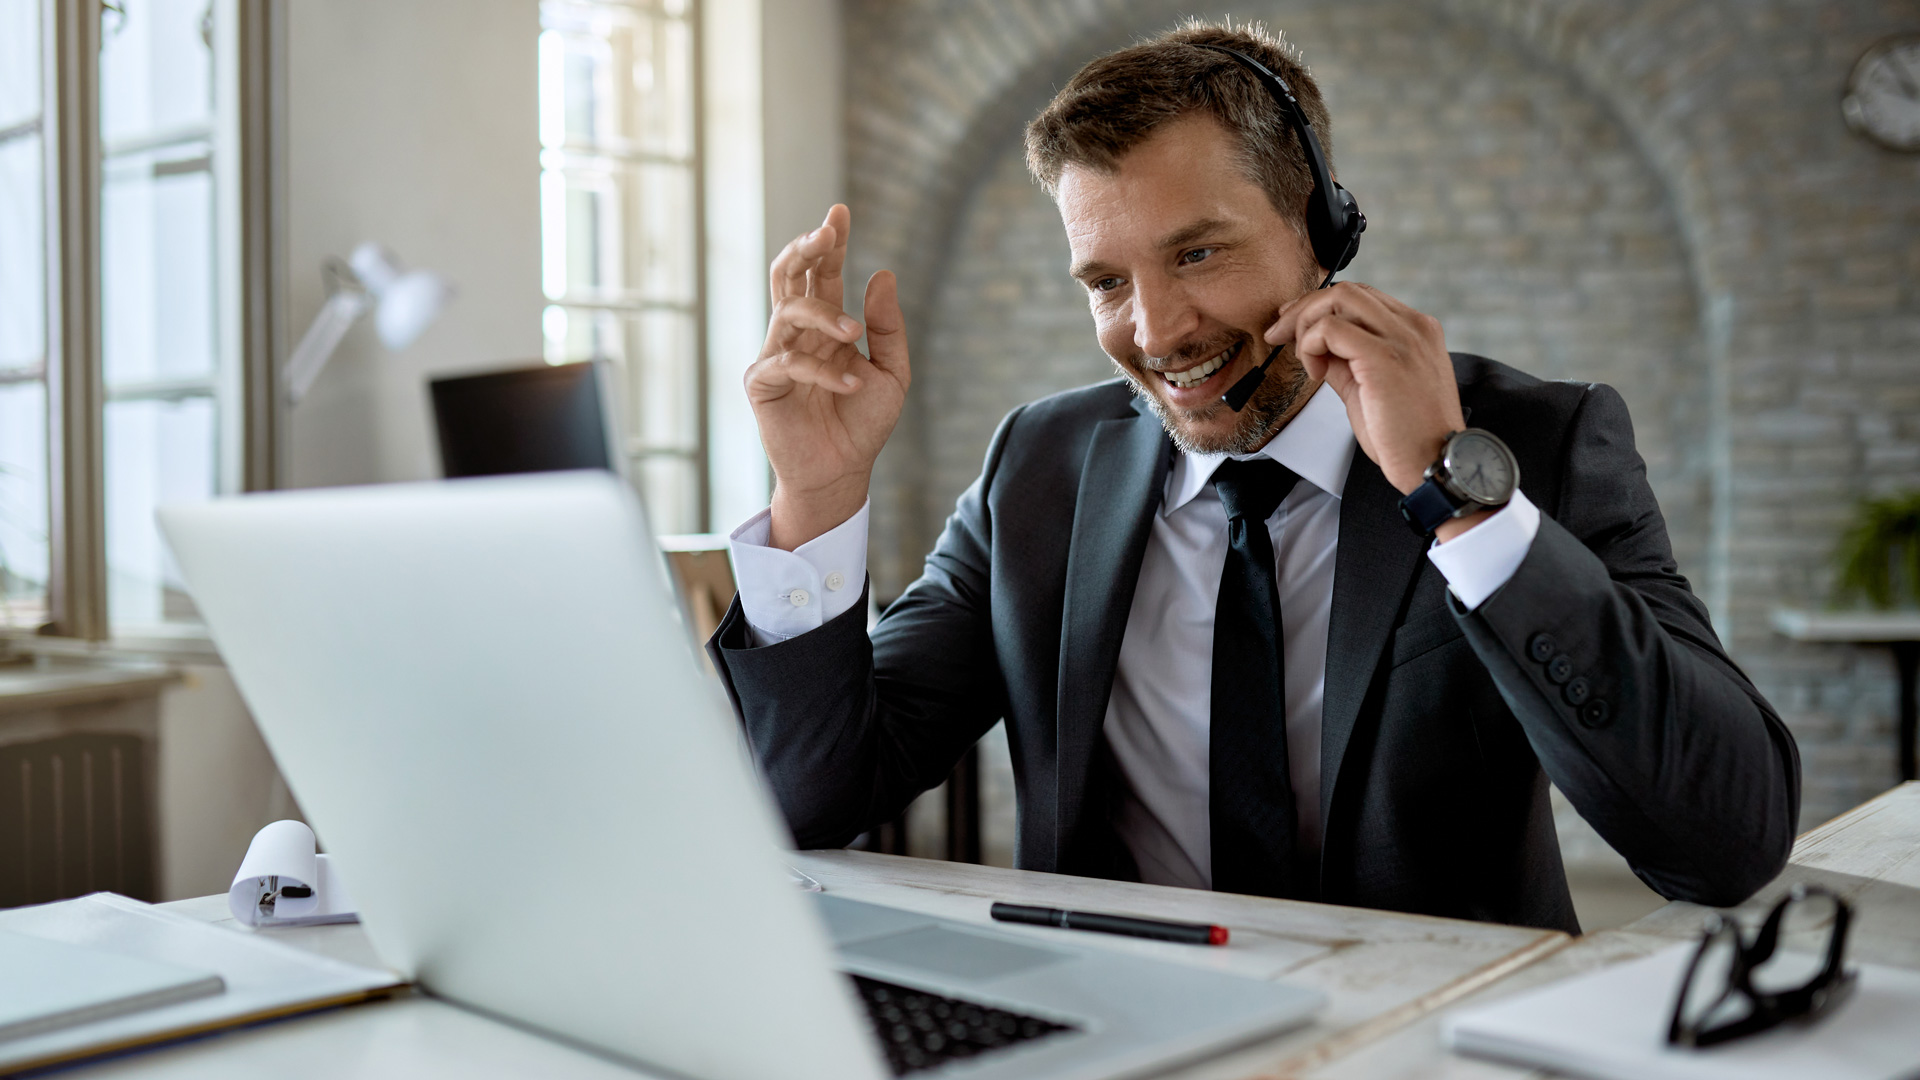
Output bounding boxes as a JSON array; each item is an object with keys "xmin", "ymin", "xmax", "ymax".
[{"xmin": 158, "ymin": 472, "xmax": 1324, "ymax": 1080}]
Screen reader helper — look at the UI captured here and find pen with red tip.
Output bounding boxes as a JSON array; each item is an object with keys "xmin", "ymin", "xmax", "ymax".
[{"xmin": 990, "ymin": 902, "xmax": 1229, "ymax": 946}]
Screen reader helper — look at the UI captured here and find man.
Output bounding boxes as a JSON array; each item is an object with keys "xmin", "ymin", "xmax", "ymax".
[{"xmin": 707, "ymin": 22, "xmax": 1800, "ymax": 932}]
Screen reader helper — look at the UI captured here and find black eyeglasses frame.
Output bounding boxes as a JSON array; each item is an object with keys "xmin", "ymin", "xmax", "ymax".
[{"xmin": 1666, "ymin": 883, "xmax": 1858, "ymax": 1048}]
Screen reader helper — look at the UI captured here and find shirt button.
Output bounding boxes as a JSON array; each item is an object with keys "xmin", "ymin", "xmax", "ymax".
[
  {"xmin": 1528, "ymin": 633, "xmax": 1556, "ymax": 663},
  {"xmin": 788, "ymin": 589, "xmax": 811, "ymax": 608},
  {"xmin": 1564, "ymin": 677, "xmax": 1591, "ymax": 706},
  {"xmin": 825, "ymin": 572, "xmax": 846, "ymax": 592},
  {"xmin": 1547, "ymin": 654, "xmax": 1574, "ymax": 685}
]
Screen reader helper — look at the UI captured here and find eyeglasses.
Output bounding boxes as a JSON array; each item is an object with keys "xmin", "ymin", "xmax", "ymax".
[{"xmin": 1667, "ymin": 884, "xmax": 1857, "ymax": 1048}]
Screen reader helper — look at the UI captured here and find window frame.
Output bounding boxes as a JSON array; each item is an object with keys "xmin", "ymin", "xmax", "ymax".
[
  {"xmin": 538, "ymin": 0, "xmax": 712, "ymax": 534},
  {"xmin": 13, "ymin": 0, "xmax": 281, "ymax": 651}
]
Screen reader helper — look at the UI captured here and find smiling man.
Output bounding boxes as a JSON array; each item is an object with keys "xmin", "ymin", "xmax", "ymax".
[{"xmin": 707, "ymin": 22, "xmax": 1801, "ymax": 931}]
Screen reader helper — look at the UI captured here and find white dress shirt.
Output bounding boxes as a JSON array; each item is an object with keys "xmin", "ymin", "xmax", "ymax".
[{"xmin": 727, "ymin": 384, "xmax": 1539, "ymax": 888}]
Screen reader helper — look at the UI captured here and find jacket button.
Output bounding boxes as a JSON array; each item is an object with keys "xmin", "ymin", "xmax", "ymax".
[
  {"xmin": 1563, "ymin": 677, "xmax": 1591, "ymax": 706},
  {"xmin": 1547, "ymin": 654, "xmax": 1574, "ymax": 684},
  {"xmin": 1580, "ymin": 698, "xmax": 1612, "ymax": 728},
  {"xmin": 1528, "ymin": 633, "xmax": 1556, "ymax": 663}
]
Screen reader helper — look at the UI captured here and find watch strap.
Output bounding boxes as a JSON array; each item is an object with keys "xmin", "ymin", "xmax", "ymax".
[{"xmin": 1400, "ymin": 479, "xmax": 1460, "ymax": 539}]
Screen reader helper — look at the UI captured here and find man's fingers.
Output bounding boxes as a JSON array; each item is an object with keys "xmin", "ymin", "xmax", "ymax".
[
  {"xmin": 767, "ymin": 295, "xmax": 864, "ymax": 350},
  {"xmin": 807, "ymin": 204, "xmax": 852, "ymax": 307},
  {"xmin": 1297, "ymin": 315, "xmax": 1388, "ymax": 368},
  {"xmin": 770, "ymin": 223, "xmax": 837, "ymax": 302},
  {"xmin": 863, "ymin": 270, "xmax": 911, "ymax": 381},
  {"xmin": 1287, "ymin": 284, "xmax": 1396, "ymax": 345},
  {"xmin": 748, "ymin": 348, "xmax": 864, "ymax": 400}
]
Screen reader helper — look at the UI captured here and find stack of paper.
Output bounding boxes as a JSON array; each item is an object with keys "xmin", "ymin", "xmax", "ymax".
[{"xmin": 1444, "ymin": 942, "xmax": 1920, "ymax": 1080}]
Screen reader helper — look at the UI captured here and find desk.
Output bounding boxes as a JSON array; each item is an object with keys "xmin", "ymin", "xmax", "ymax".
[
  {"xmin": 1309, "ymin": 781, "xmax": 1920, "ymax": 1079},
  {"xmin": 54, "ymin": 784, "xmax": 1919, "ymax": 1079},
  {"xmin": 60, "ymin": 855, "xmax": 1560, "ymax": 1078}
]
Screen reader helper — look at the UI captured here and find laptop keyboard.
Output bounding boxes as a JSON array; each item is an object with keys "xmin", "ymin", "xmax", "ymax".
[{"xmin": 851, "ymin": 973, "xmax": 1077, "ymax": 1075}]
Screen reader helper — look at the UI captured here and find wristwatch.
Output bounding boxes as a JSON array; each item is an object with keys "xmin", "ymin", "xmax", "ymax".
[{"xmin": 1399, "ymin": 428, "xmax": 1520, "ymax": 538}]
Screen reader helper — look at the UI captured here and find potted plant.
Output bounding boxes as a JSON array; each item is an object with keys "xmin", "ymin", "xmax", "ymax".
[{"xmin": 1833, "ymin": 492, "xmax": 1920, "ymax": 610}]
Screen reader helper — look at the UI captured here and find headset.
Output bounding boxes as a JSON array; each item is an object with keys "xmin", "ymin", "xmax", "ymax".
[{"xmin": 1190, "ymin": 44, "xmax": 1366, "ymax": 411}]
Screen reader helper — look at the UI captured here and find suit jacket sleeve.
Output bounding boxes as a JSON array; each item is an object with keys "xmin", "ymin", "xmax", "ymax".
[
  {"xmin": 1459, "ymin": 383, "xmax": 1801, "ymax": 906},
  {"xmin": 704, "ymin": 408, "xmax": 1021, "ymax": 848}
]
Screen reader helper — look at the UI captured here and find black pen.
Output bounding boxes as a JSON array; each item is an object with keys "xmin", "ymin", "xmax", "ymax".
[{"xmin": 990, "ymin": 902, "xmax": 1228, "ymax": 946}]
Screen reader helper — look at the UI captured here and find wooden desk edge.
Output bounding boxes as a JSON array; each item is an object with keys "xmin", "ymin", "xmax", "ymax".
[{"xmin": 1274, "ymin": 929, "xmax": 1570, "ymax": 1075}]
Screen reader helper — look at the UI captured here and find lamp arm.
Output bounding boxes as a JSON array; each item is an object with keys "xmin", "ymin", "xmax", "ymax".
[{"xmin": 283, "ymin": 290, "xmax": 371, "ymax": 405}]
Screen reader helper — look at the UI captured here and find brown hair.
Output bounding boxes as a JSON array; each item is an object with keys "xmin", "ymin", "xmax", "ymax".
[{"xmin": 1024, "ymin": 19, "xmax": 1331, "ymax": 232}]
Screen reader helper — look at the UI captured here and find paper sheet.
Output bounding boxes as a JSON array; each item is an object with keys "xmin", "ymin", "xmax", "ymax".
[
  {"xmin": 1444, "ymin": 941, "xmax": 1920, "ymax": 1080},
  {"xmin": 228, "ymin": 820, "xmax": 360, "ymax": 927}
]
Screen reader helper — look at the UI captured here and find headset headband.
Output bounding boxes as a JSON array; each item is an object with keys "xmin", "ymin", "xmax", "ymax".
[{"xmin": 1189, "ymin": 43, "xmax": 1363, "ymax": 277}]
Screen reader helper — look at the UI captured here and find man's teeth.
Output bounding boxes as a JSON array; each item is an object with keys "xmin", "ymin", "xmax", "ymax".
[{"xmin": 1164, "ymin": 351, "xmax": 1229, "ymax": 388}]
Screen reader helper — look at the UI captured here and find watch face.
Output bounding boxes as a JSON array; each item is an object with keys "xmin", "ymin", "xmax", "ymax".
[{"xmin": 1444, "ymin": 431, "xmax": 1518, "ymax": 505}]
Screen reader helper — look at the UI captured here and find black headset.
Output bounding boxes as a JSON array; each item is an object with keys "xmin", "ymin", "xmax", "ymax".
[{"xmin": 1190, "ymin": 44, "xmax": 1366, "ymax": 410}]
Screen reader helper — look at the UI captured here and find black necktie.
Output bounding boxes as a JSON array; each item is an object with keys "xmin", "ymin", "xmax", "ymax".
[{"xmin": 1209, "ymin": 457, "xmax": 1301, "ymax": 899}]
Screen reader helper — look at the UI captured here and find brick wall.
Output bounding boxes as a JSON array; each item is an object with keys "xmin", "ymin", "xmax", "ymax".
[{"xmin": 844, "ymin": 0, "xmax": 1920, "ymax": 834}]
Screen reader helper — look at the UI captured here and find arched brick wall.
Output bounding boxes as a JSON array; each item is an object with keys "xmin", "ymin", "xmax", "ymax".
[{"xmin": 845, "ymin": 0, "xmax": 1920, "ymax": 824}]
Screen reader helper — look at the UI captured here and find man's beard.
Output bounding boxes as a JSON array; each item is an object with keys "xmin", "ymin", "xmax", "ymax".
[{"xmin": 1120, "ymin": 350, "xmax": 1310, "ymax": 455}]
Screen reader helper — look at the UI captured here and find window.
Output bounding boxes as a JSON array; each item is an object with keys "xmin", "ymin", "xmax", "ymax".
[
  {"xmin": 0, "ymin": 0, "xmax": 47, "ymax": 631},
  {"xmin": 538, "ymin": 0, "xmax": 707, "ymax": 534},
  {"xmin": 1, "ymin": 0, "xmax": 258, "ymax": 646},
  {"xmin": 99, "ymin": 0, "xmax": 237, "ymax": 629}
]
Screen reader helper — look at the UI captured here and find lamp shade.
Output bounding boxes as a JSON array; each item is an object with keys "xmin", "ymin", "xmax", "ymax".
[
  {"xmin": 374, "ymin": 270, "xmax": 453, "ymax": 350},
  {"xmin": 348, "ymin": 242, "xmax": 453, "ymax": 350},
  {"xmin": 283, "ymin": 242, "xmax": 454, "ymax": 405}
]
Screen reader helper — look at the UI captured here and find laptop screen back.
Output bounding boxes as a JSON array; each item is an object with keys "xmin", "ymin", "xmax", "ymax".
[
  {"xmin": 430, "ymin": 363, "xmax": 617, "ymax": 478},
  {"xmin": 158, "ymin": 474, "xmax": 884, "ymax": 1080}
]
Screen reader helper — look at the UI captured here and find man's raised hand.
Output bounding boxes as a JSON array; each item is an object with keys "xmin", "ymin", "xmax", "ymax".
[{"xmin": 746, "ymin": 204, "xmax": 911, "ymax": 550}]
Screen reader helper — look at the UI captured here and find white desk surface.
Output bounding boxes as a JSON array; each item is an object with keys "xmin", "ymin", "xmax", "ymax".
[{"xmin": 54, "ymin": 783, "xmax": 1918, "ymax": 1080}]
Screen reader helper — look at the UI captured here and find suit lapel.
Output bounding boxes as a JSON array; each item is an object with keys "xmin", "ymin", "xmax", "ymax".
[
  {"xmin": 1320, "ymin": 452, "xmax": 1429, "ymax": 836},
  {"xmin": 1055, "ymin": 401, "xmax": 1172, "ymax": 865}
]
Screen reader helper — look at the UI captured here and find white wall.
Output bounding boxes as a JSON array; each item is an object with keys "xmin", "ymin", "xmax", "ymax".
[
  {"xmin": 703, "ymin": 0, "xmax": 844, "ymax": 531},
  {"xmin": 282, "ymin": 0, "xmax": 543, "ymax": 488},
  {"xmin": 156, "ymin": 0, "xmax": 541, "ymax": 898}
]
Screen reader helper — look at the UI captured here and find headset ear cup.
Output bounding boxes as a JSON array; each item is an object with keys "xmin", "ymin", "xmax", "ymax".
[{"xmin": 1330, "ymin": 185, "xmax": 1364, "ymax": 272}]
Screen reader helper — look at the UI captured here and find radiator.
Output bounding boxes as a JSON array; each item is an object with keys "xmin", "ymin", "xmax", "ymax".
[{"xmin": 0, "ymin": 734, "xmax": 155, "ymax": 906}]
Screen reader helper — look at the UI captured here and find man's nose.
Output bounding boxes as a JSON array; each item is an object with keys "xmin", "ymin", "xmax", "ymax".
[{"xmin": 1131, "ymin": 280, "xmax": 1200, "ymax": 361}]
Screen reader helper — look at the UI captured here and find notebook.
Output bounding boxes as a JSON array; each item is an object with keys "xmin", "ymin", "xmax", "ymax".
[
  {"xmin": 0, "ymin": 931, "xmax": 223, "ymax": 1043},
  {"xmin": 0, "ymin": 893, "xmax": 402, "ymax": 1074},
  {"xmin": 1443, "ymin": 941, "xmax": 1920, "ymax": 1080}
]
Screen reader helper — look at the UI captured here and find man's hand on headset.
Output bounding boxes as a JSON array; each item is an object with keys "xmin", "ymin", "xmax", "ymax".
[{"xmin": 1264, "ymin": 282, "xmax": 1487, "ymax": 541}]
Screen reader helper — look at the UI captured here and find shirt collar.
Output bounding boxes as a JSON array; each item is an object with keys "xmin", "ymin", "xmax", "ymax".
[{"xmin": 1163, "ymin": 382, "xmax": 1357, "ymax": 516}]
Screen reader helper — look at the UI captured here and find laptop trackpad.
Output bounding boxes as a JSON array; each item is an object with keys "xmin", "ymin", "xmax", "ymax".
[{"xmin": 842, "ymin": 926, "xmax": 1071, "ymax": 983}]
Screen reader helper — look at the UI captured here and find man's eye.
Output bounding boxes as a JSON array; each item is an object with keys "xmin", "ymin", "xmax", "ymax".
[
  {"xmin": 1088, "ymin": 276, "xmax": 1123, "ymax": 293},
  {"xmin": 1179, "ymin": 247, "xmax": 1215, "ymax": 266}
]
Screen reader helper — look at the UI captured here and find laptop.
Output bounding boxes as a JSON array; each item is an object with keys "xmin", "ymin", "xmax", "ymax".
[
  {"xmin": 428, "ymin": 361, "xmax": 628, "ymax": 481},
  {"xmin": 158, "ymin": 471, "xmax": 1324, "ymax": 1080}
]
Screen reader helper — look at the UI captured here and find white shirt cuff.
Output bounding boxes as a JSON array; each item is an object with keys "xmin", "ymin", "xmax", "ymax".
[
  {"xmin": 1425, "ymin": 489, "xmax": 1541, "ymax": 611},
  {"xmin": 727, "ymin": 501, "xmax": 870, "ymax": 645}
]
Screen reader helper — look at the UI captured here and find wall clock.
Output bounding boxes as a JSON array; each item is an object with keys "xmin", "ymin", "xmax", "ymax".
[{"xmin": 1843, "ymin": 34, "xmax": 1920, "ymax": 152}]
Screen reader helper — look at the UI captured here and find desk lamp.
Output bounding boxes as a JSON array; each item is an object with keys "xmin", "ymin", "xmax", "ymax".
[{"xmin": 283, "ymin": 243, "xmax": 453, "ymax": 404}]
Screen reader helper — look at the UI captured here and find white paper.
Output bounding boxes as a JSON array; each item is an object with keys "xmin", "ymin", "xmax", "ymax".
[
  {"xmin": 228, "ymin": 820, "xmax": 360, "ymax": 927},
  {"xmin": 1444, "ymin": 942, "xmax": 1920, "ymax": 1080}
]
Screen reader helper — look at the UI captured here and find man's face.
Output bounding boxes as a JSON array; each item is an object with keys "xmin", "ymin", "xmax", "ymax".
[{"xmin": 1058, "ymin": 115, "xmax": 1323, "ymax": 454}]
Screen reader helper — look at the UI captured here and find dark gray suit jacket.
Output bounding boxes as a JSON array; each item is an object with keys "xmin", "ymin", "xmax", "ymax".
[{"xmin": 709, "ymin": 354, "xmax": 1801, "ymax": 932}]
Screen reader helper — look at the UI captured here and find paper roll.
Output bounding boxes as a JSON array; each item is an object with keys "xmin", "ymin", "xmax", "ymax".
[{"xmin": 227, "ymin": 821, "xmax": 359, "ymax": 928}]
